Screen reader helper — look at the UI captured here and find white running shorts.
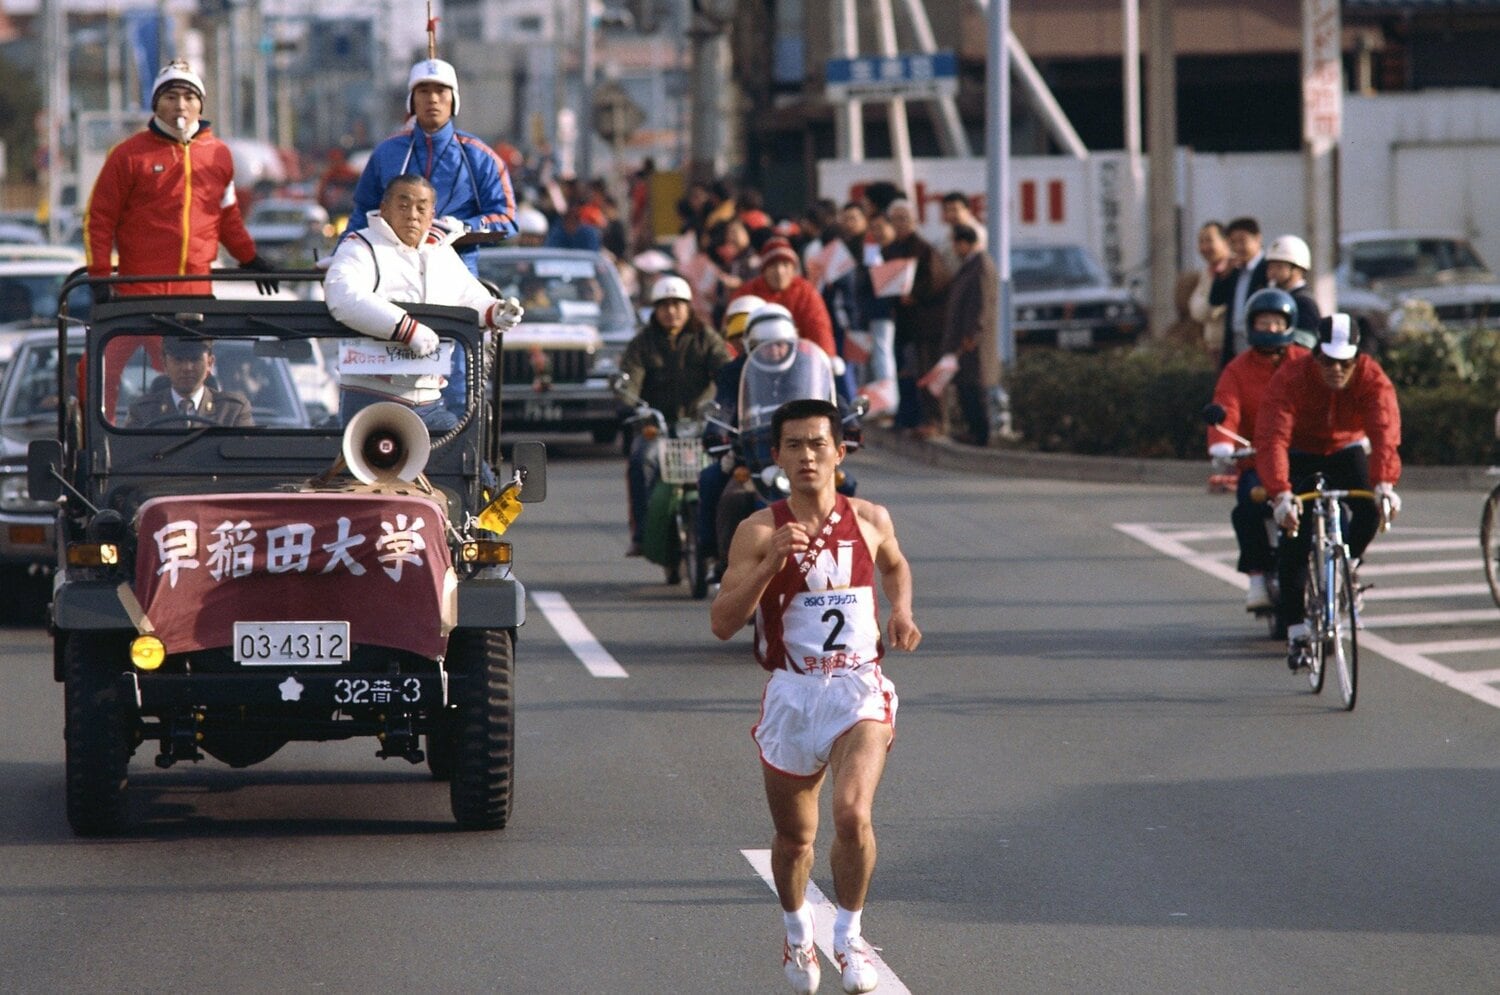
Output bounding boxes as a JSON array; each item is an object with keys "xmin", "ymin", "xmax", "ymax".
[{"xmin": 753, "ymin": 666, "xmax": 897, "ymax": 778}]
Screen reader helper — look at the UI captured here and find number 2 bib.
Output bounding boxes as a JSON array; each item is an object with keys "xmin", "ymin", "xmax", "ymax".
[{"xmin": 781, "ymin": 586, "xmax": 879, "ymax": 674}]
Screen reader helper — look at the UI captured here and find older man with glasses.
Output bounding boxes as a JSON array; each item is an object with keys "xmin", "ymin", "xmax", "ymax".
[{"xmin": 1254, "ymin": 313, "xmax": 1403, "ymax": 670}]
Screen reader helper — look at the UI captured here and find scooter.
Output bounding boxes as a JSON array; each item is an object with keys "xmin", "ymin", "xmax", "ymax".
[
  {"xmin": 613, "ymin": 373, "xmax": 709, "ymax": 591},
  {"xmin": 707, "ymin": 340, "xmax": 864, "ymax": 588}
]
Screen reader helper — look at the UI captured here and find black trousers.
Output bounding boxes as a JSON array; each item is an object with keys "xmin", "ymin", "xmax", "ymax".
[{"xmin": 1276, "ymin": 445, "xmax": 1379, "ymax": 630}]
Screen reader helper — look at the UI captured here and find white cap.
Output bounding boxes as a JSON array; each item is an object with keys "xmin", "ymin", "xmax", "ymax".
[
  {"xmin": 152, "ymin": 59, "xmax": 205, "ymax": 107},
  {"xmin": 407, "ymin": 58, "xmax": 460, "ymax": 116},
  {"xmin": 515, "ymin": 203, "xmax": 548, "ymax": 236},
  {"xmin": 1318, "ymin": 313, "xmax": 1361, "ymax": 361},
  {"xmin": 650, "ymin": 275, "xmax": 692, "ymax": 304},
  {"xmin": 1266, "ymin": 234, "xmax": 1311, "ymax": 272}
]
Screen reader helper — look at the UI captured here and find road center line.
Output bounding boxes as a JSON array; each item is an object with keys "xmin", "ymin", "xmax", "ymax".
[
  {"xmin": 740, "ymin": 848, "xmax": 912, "ymax": 995},
  {"xmin": 530, "ymin": 591, "xmax": 629, "ymax": 678}
]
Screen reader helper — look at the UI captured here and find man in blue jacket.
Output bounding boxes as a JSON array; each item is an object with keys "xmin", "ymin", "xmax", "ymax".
[{"xmin": 348, "ymin": 58, "xmax": 517, "ymax": 276}]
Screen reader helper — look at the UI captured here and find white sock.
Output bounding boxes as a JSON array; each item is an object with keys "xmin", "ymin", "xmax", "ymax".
[
  {"xmin": 833, "ymin": 905, "xmax": 862, "ymax": 950},
  {"xmin": 784, "ymin": 905, "xmax": 814, "ymax": 947}
]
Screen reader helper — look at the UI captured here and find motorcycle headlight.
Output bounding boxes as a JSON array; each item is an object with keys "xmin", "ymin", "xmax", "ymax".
[{"xmin": 0, "ymin": 472, "xmax": 53, "ymax": 513}]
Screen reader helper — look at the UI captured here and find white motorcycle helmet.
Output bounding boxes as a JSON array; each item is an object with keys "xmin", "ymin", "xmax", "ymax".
[
  {"xmin": 722, "ymin": 294, "xmax": 766, "ymax": 343},
  {"xmin": 744, "ymin": 304, "xmax": 800, "ymax": 371},
  {"xmin": 1266, "ymin": 234, "xmax": 1312, "ymax": 273},
  {"xmin": 650, "ymin": 274, "xmax": 693, "ymax": 304}
]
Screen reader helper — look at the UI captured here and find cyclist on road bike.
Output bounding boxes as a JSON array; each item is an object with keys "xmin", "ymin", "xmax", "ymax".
[
  {"xmin": 1254, "ymin": 313, "xmax": 1402, "ymax": 670},
  {"xmin": 1208, "ymin": 288, "xmax": 1310, "ymax": 611}
]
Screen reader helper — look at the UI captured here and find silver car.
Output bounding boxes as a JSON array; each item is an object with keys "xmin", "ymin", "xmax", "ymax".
[
  {"xmin": 1337, "ymin": 230, "xmax": 1500, "ymax": 339},
  {"xmin": 1011, "ymin": 243, "xmax": 1147, "ymax": 349}
]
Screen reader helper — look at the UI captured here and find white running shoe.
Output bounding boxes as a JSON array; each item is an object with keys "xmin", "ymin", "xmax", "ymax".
[
  {"xmin": 783, "ymin": 937, "xmax": 820, "ymax": 995},
  {"xmin": 1245, "ymin": 574, "xmax": 1271, "ymax": 611},
  {"xmin": 834, "ymin": 935, "xmax": 879, "ymax": 993}
]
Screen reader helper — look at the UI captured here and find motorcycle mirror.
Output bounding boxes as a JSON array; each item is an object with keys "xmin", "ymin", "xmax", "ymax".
[
  {"xmin": 1201, "ymin": 403, "xmax": 1227, "ymax": 426},
  {"xmin": 697, "ymin": 397, "xmax": 723, "ymax": 419},
  {"xmin": 850, "ymin": 395, "xmax": 871, "ymax": 418}
]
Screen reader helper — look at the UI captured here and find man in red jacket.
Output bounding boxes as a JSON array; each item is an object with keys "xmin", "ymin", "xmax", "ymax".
[
  {"xmin": 731, "ymin": 237, "xmax": 844, "ymax": 389},
  {"xmin": 84, "ymin": 59, "xmax": 275, "ymax": 300},
  {"xmin": 1207, "ymin": 288, "xmax": 1309, "ymax": 611},
  {"xmin": 1254, "ymin": 314, "xmax": 1402, "ymax": 669}
]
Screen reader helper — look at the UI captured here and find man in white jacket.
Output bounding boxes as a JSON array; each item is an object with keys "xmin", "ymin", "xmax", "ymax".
[{"xmin": 325, "ymin": 174, "xmax": 524, "ymax": 430}]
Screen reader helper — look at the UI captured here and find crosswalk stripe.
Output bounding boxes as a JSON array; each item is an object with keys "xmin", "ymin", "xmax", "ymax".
[
  {"xmin": 1362, "ymin": 609, "xmax": 1498, "ymax": 628},
  {"xmin": 1363, "ymin": 582, "xmax": 1491, "ymax": 600},
  {"xmin": 1398, "ymin": 638, "xmax": 1500, "ymax": 655},
  {"xmin": 1357, "ymin": 559, "xmax": 1481, "ymax": 577}
]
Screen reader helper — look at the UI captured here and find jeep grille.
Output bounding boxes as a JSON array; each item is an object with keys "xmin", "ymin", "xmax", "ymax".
[{"xmin": 501, "ymin": 348, "xmax": 591, "ymax": 385}]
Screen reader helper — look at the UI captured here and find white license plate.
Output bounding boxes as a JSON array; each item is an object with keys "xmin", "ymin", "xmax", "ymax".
[
  {"xmin": 1057, "ymin": 326, "xmax": 1093, "ymax": 349},
  {"xmin": 523, "ymin": 399, "xmax": 564, "ymax": 422},
  {"xmin": 234, "ymin": 621, "xmax": 350, "ymax": 665}
]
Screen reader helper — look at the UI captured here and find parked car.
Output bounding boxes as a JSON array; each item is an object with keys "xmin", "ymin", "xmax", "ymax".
[
  {"xmin": 0, "ymin": 328, "xmax": 81, "ymax": 621},
  {"xmin": 0, "ymin": 253, "xmax": 91, "ymax": 367},
  {"xmin": 1011, "ymin": 243, "xmax": 1147, "ymax": 349},
  {"xmin": 475, "ymin": 246, "xmax": 637, "ymax": 443},
  {"xmin": 1336, "ymin": 230, "xmax": 1500, "ymax": 341},
  {"xmin": 244, "ymin": 198, "xmax": 334, "ymax": 267}
]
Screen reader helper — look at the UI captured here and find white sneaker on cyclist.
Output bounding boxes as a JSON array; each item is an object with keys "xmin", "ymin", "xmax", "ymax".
[
  {"xmin": 834, "ymin": 936, "xmax": 880, "ymax": 993},
  {"xmin": 783, "ymin": 937, "xmax": 820, "ymax": 995},
  {"xmin": 1245, "ymin": 574, "xmax": 1271, "ymax": 611},
  {"xmin": 1286, "ymin": 622, "xmax": 1311, "ymax": 672}
]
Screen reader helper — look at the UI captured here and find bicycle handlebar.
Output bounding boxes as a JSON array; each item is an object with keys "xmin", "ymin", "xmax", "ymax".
[{"xmin": 1290, "ymin": 487, "xmax": 1393, "ymax": 534}]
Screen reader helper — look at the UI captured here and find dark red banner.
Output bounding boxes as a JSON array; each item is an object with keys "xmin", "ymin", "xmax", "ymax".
[{"xmin": 134, "ymin": 492, "xmax": 453, "ymax": 658}]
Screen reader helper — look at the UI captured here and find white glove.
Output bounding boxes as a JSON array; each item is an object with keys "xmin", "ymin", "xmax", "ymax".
[
  {"xmin": 425, "ymin": 215, "xmax": 468, "ymax": 246},
  {"xmin": 830, "ymin": 354, "xmax": 847, "ymax": 376},
  {"xmin": 1272, "ymin": 491, "xmax": 1300, "ymax": 532},
  {"xmin": 486, "ymin": 296, "xmax": 525, "ymax": 332},
  {"xmin": 1207, "ymin": 442, "xmax": 1235, "ymax": 459},
  {"xmin": 1374, "ymin": 482, "xmax": 1401, "ymax": 522},
  {"xmin": 394, "ymin": 315, "xmax": 441, "ymax": 358}
]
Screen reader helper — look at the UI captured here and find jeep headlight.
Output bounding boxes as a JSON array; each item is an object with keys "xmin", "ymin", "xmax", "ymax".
[
  {"xmin": 0, "ymin": 472, "xmax": 53, "ymax": 513},
  {"xmin": 592, "ymin": 352, "xmax": 620, "ymax": 376}
]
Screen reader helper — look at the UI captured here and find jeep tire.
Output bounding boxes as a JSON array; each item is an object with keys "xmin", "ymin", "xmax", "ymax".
[
  {"xmin": 448, "ymin": 627, "xmax": 514, "ymax": 830},
  {"xmin": 64, "ymin": 633, "xmax": 137, "ymax": 836}
]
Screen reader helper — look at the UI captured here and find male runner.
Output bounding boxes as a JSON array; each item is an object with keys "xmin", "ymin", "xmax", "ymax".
[{"xmin": 711, "ymin": 398, "xmax": 920, "ymax": 995}]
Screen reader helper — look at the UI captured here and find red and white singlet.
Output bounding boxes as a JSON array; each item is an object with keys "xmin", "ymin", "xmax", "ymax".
[{"xmin": 754, "ymin": 494, "xmax": 883, "ymax": 675}]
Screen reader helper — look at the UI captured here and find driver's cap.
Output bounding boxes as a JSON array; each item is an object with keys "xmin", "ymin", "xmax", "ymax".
[{"xmin": 1317, "ymin": 313, "xmax": 1361, "ymax": 360}]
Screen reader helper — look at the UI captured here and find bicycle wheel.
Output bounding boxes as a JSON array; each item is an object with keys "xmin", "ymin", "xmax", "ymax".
[
  {"xmin": 1329, "ymin": 546, "xmax": 1359, "ymax": 711},
  {"xmin": 1482, "ymin": 483, "xmax": 1500, "ymax": 610},
  {"xmin": 1303, "ymin": 545, "xmax": 1326, "ymax": 693}
]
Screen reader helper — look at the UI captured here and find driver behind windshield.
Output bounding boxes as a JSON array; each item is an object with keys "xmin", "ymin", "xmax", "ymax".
[{"xmin": 125, "ymin": 337, "xmax": 253, "ymax": 427}]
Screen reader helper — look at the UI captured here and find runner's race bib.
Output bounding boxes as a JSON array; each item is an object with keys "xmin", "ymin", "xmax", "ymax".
[{"xmin": 782, "ymin": 587, "xmax": 879, "ymax": 674}]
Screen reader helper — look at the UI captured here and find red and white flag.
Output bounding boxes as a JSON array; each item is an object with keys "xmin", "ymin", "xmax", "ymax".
[
  {"xmin": 809, "ymin": 238, "xmax": 856, "ymax": 290},
  {"xmin": 869, "ymin": 258, "xmax": 917, "ymax": 299}
]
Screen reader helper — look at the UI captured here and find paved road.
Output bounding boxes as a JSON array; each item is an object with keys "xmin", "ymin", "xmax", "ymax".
[{"xmin": 1, "ymin": 441, "xmax": 1496, "ymax": 992}]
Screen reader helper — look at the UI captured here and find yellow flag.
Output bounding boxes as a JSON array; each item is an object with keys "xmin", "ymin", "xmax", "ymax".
[{"xmin": 477, "ymin": 485, "xmax": 524, "ymax": 535}]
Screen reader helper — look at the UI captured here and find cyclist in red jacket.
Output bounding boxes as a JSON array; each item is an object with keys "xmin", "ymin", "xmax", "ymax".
[
  {"xmin": 1254, "ymin": 314, "xmax": 1402, "ymax": 670},
  {"xmin": 1207, "ymin": 288, "xmax": 1309, "ymax": 611}
]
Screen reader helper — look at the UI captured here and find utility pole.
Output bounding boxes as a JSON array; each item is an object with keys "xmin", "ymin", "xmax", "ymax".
[
  {"xmin": 688, "ymin": 0, "xmax": 734, "ymax": 183},
  {"xmin": 1302, "ymin": 0, "xmax": 1341, "ymax": 315},
  {"xmin": 42, "ymin": 0, "xmax": 68, "ymax": 243},
  {"xmin": 987, "ymin": 0, "xmax": 1012, "ymax": 368},
  {"xmin": 1146, "ymin": 0, "xmax": 1177, "ymax": 339},
  {"xmin": 578, "ymin": 0, "xmax": 594, "ymax": 183}
]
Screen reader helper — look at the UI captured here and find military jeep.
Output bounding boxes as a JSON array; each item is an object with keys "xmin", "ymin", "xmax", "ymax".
[{"xmin": 31, "ymin": 273, "xmax": 545, "ymax": 835}]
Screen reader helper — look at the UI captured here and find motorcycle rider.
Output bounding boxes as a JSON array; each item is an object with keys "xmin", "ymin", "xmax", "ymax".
[
  {"xmin": 619, "ymin": 275, "xmax": 731, "ymax": 557},
  {"xmin": 1255, "ymin": 313, "xmax": 1402, "ymax": 669},
  {"xmin": 1207, "ymin": 288, "xmax": 1309, "ymax": 612}
]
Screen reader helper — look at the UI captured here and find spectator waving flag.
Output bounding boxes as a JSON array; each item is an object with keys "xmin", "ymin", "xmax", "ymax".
[
  {"xmin": 869, "ymin": 258, "xmax": 917, "ymax": 299},
  {"xmin": 809, "ymin": 238, "xmax": 856, "ymax": 290}
]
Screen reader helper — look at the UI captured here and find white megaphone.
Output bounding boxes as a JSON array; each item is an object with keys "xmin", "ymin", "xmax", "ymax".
[{"xmin": 341, "ymin": 401, "xmax": 431, "ymax": 484}]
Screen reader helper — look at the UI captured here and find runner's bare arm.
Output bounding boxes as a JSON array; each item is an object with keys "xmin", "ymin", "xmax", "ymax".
[
  {"xmin": 858, "ymin": 500, "xmax": 920, "ymax": 651},
  {"xmin": 710, "ymin": 510, "xmax": 808, "ymax": 640}
]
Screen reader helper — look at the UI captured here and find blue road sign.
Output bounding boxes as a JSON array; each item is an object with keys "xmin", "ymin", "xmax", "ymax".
[{"xmin": 825, "ymin": 51, "xmax": 959, "ymax": 100}]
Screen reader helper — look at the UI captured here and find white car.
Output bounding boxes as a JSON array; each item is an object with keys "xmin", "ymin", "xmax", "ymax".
[
  {"xmin": 245, "ymin": 198, "xmax": 334, "ymax": 267},
  {"xmin": 0, "ymin": 252, "xmax": 91, "ymax": 367},
  {"xmin": 1337, "ymin": 230, "xmax": 1500, "ymax": 340}
]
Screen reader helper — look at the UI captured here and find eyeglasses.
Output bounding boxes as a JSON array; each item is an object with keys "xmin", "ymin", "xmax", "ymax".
[{"xmin": 1315, "ymin": 351, "xmax": 1357, "ymax": 369}]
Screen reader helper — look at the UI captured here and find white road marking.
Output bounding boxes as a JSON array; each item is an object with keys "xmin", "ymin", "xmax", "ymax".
[
  {"xmin": 1356, "ymin": 558, "xmax": 1479, "ymax": 576},
  {"xmin": 1116, "ymin": 522, "xmax": 1500, "ymax": 711},
  {"xmin": 741, "ymin": 848, "xmax": 912, "ymax": 995},
  {"xmin": 530, "ymin": 590, "xmax": 629, "ymax": 678},
  {"xmin": 1362, "ymin": 609, "xmax": 1498, "ymax": 629},
  {"xmin": 1368, "ymin": 537, "xmax": 1477, "ymax": 554}
]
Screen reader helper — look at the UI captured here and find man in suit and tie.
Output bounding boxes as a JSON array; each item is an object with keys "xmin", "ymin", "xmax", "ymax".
[
  {"xmin": 125, "ymin": 337, "xmax": 253, "ymax": 427},
  {"xmin": 1210, "ymin": 216, "xmax": 1268, "ymax": 368}
]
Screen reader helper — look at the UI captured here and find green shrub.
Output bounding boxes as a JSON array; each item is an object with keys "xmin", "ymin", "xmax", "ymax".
[{"xmin": 1004, "ymin": 340, "xmax": 1497, "ymax": 465}]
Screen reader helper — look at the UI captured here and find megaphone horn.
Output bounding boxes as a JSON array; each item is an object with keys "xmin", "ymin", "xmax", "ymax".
[{"xmin": 342, "ymin": 401, "xmax": 432, "ymax": 484}]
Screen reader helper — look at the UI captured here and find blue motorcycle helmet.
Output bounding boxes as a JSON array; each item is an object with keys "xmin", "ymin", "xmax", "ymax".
[{"xmin": 1245, "ymin": 288, "xmax": 1298, "ymax": 349}]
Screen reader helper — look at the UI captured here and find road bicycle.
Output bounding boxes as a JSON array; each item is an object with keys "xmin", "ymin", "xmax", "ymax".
[
  {"xmin": 1479, "ymin": 468, "xmax": 1500, "ymax": 609},
  {"xmin": 1289, "ymin": 474, "xmax": 1388, "ymax": 711}
]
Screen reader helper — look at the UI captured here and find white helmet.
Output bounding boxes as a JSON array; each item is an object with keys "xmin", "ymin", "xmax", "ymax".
[
  {"xmin": 407, "ymin": 58, "xmax": 460, "ymax": 116},
  {"xmin": 515, "ymin": 203, "xmax": 548, "ymax": 237},
  {"xmin": 744, "ymin": 303, "xmax": 799, "ymax": 351},
  {"xmin": 1266, "ymin": 234, "xmax": 1311, "ymax": 272},
  {"xmin": 722, "ymin": 294, "xmax": 765, "ymax": 341},
  {"xmin": 650, "ymin": 275, "xmax": 692, "ymax": 304},
  {"xmin": 151, "ymin": 59, "xmax": 205, "ymax": 107}
]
